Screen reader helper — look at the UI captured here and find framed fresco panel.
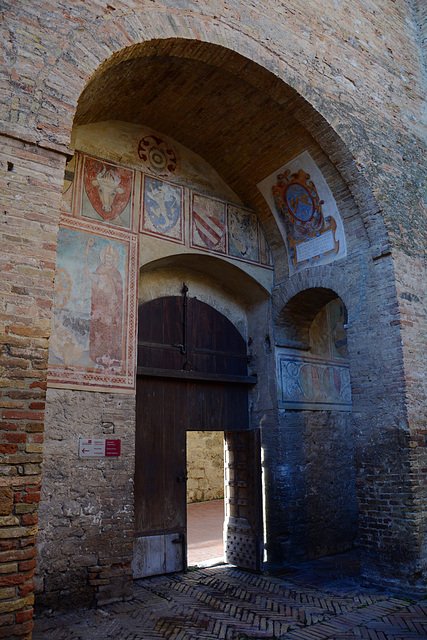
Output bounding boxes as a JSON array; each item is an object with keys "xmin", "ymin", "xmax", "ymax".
[
  {"xmin": 257, "ymin": 151, "xmax": 347, "ymax": 276},
  {"xmin": 73, "ymin": 153, "xmax": 135, "ymax": 230},
  {"xmin": 276, "ymin": 350, "xmax": 352, "ymax": 411},
  {"xmin": 141, "ymin": 175, "xmax": 184, "ymax": 244},
  {"xmin": 190, "ymin": 192, "xmax": 227, "ymax": 255},
  {"xmin": 47, "ymin": 218, "xmax": 138, "ymax": 393},
  {"xmin": 227, "ymin": 205, "xmax": 260, "ymax": 264}
]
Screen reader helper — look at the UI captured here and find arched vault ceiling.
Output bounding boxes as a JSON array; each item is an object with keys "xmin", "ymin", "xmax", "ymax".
[{"xmin": 75, "ymin": 44, "xmax": 317, "ymax": 213}]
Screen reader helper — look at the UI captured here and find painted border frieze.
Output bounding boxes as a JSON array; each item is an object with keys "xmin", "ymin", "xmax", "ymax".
[
  {"xmin": 276, "ymin": 350, "xmax": 352, "ymax": 411},
  {"xmin": 47, "ymin": 218, "xmax": 138, "ymax": 393}
]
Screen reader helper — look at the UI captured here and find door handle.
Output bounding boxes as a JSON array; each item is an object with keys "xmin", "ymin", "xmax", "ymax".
[
  {"xmin": 172, "ymin": 533, "xmax": 185, "ymax": 544},
  {"xmin": 177, "ymin": 474, "xmax": 188, "ymax": 482}
]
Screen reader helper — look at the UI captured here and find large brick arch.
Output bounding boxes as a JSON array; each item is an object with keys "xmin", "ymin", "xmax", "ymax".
[
  {"xmin": 1, "ymin": 3, "xmax": 390, "ymax": 254},
  {"xmin": 1, "ymin": 6, "xmax": 381, "ymax": 176}
]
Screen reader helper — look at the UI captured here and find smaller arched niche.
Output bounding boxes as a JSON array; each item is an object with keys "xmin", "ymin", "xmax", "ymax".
[
  {"xmin": 276, "ymin": 289, "xmax": 351, "ymax": 412},
  {"xmin": 274, "ymin": 288, "xmax": 358, "ymax": 561}
]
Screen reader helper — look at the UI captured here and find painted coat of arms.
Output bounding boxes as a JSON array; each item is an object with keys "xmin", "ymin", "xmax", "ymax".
[
  {"xmin": 228, "ymin": 206, "xmax": 259, "ymax": 263},
  {"xmin": 79, "ymin": 155, "xmax": 134, "ymax": 228},
  {"xmin": 141, "ymin": 176, "xmax": 183, "ymax": 243},
  {"xmin": 273, "ymin": 169, "xmax": 339, "ymax": 269},
  {"xmin": 191, "ymin": 194, "xmax": 226, "ymax": 254}
]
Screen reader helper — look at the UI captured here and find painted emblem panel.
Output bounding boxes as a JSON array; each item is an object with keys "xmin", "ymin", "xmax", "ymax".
[
  {"xmin": 141, "ymin": 176, "xmax": 184, "ymax": 243},
  {"xmin": 257, "ymin": 151, "xmax": 347, "ymax": 275},
  {"xmin": 60, "ymin": 155, "xmax": 76, "ymax": 215},
  {"xmin": 75, "ymin": 154, "xmax": 134, "ymax": 229},
  {"xmin": 47, "ymin": 218, "xmax": 138, "ymax": 392},
  {"xmin": 191, "ymin": 193, "xmax": 227, "ymax": 254},
  {"xmin": 258, "ymin": 227, "xmax": 274, "ymax": 268},
  {"xmin": 228, "ymin": 206, "xmax": 259, "ymax": 263}
]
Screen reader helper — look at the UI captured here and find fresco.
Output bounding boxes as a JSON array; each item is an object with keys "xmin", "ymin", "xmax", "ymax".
[
  {"xmin": 257, "ymin": 151, "xmax": 346, "ymax": 275},
  {"xmin": 190, "ymin": 197, "xmax": 273, "ymax": 268},
  {"xmin": 228, "ymin": 206, "xmax": 259, "ymax": 263},
  {"xmin": 259, "ymin": 227, "xmax": 274, "ymax": 268},
  {"xmin": 191, "ymin": 193, "xmax": 227, "ymax": 254},
  {"xmin": 309, "ymin": 299, "xmax": 349, "ymax": 360},
  {"xmin": 69, "ymin": 154, "xmax": 273, "ymax": 277},
  {"xmin": 141, "ymin": 176, "xmax": 184, "ymax": 243},
  {"xmin": 272, "ymin": 168, "xmax": 339, "ymax": 271},
  {"xmin": 47, "ymin": 218, "xmax": 138, "ymax": 392},
  {"xmin": 137, "ymin": 134, "xmax": 179, "ymax": 178},
  {"xmin": 75, "ymin": 154, "xmax": 134, "ymax": 229},
  {"xmin": 276, "ymin": 351, "xmax": 352, "ymax": 411},
  {"xmin": 60, "ymin": 155, "xmax": 75, "ymax": 215}
]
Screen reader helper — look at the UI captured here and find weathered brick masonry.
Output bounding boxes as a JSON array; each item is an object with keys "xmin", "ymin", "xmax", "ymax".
[
  {"xmin": 0, "ymin": 0, "xmax": 425, "ymax": 637},
  {"xmin": 0, "ymin": 135, "xmax": 64, "ymax": 638}
]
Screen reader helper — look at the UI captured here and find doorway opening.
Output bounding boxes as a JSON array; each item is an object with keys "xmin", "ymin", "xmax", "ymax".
[
  {"xmin": 187, "ymin": 430, "xmax": 225, "ymax": 567},
  {"xmin": 133, "ymin": 292, "xmax": 263, "ymax": 579}
]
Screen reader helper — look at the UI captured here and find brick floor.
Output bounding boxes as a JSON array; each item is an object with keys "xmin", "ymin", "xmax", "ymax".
[
  {"xmin": 187, "ymin": 499, "xmax": 224, "ymax": 565},
  {"xmin": 33, "ymin": 551, "xmax": 427, "ymax": 640}
]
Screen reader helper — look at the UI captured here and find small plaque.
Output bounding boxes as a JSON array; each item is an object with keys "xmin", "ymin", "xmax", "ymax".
[
  {"xmin": 79, "ymin": 438, "xmax": 121, "ymax": 458},
  {"xmin": 105, "ymin": 439, "xmax": 121, "ymax": 457}
]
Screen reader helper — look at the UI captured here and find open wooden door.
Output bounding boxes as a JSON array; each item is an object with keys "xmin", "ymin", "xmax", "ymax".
[
  {"xmin": 133, "ymin": 291, "xmax": 262, "ymax": 578},
  {"xmin": 132, "ymin": 377, "xmax": 187, "ymax": 578},
  {"xmin": 224, "ymin": 429, "xmax": 263, "ymax": 571}
]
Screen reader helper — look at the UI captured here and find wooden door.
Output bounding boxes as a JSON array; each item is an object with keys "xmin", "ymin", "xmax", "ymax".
[
  {"xmin": 133, "ymin": 292, "xmax": 261, "ymax": 578},
  {"xmin": 132, "ymin": 376, "xmax": 187, "ymax": 578},
  {"xmin": 224, "ymin": 429, "xmax": 263, "ymax": 570}
]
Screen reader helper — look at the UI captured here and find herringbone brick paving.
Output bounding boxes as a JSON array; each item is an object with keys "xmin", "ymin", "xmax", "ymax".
[{"xmin": 33, "ymin": 553, "xmax": 427, "ymax": 640}]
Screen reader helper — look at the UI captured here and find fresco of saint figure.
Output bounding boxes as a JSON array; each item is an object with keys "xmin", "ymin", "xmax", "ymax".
[{"xmin": 84, "ymin": 243, "xmax": 124, "ymax": 368}]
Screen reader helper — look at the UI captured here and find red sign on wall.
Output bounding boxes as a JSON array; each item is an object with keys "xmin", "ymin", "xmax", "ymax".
[
  {"xmin": 79, "ymin": 438, "xmax": 121, "ymax": 458},
  {"xmin": 105, "ymin": 439, "xmax": 121, "ymax": 457}
]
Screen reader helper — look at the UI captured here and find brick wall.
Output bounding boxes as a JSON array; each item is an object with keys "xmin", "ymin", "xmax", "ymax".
[{"xmin": 0, "ymin": 134, "xmax": 64, "ymax": 637}]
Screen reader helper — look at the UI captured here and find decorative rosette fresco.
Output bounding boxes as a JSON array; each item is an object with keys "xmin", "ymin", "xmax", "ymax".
[{"xmin": 137, "ymin": 135, "xmax": 179, "ymax": 177}]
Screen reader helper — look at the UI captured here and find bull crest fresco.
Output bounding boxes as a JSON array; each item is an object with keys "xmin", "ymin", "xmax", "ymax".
[{"xmin": 83, "ymin": 157, "xmax": 133, "ymax": 222}]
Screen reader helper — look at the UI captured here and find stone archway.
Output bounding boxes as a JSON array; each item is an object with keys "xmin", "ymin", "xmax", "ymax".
[{"xmin": 1, "ymin": 13, "xmax": 424, "ymax": 636}]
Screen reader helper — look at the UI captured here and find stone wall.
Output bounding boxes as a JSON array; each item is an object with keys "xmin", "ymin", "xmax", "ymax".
[
  {"xmin": 186, "ymin": 432, "xmax": 224, "ymax": 504},
  {"xmin": 36, "ymin": 389, "xmax": 135, "ymax": 610}
]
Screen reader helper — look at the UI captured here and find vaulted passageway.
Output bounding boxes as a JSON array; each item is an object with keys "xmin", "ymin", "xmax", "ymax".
[{"xmin": 36, "ymin": 36, "xmax": 418, "ymax": 614}]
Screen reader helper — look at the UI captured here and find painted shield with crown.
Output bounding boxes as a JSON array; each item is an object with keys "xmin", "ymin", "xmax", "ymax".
[
  {"xmin": 84, "ymin": 157, "xmax": 133, "ymax": 222},
  {"xmin": 272, "ymin": 168, "xmax": 324, "ymax": 238}
]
